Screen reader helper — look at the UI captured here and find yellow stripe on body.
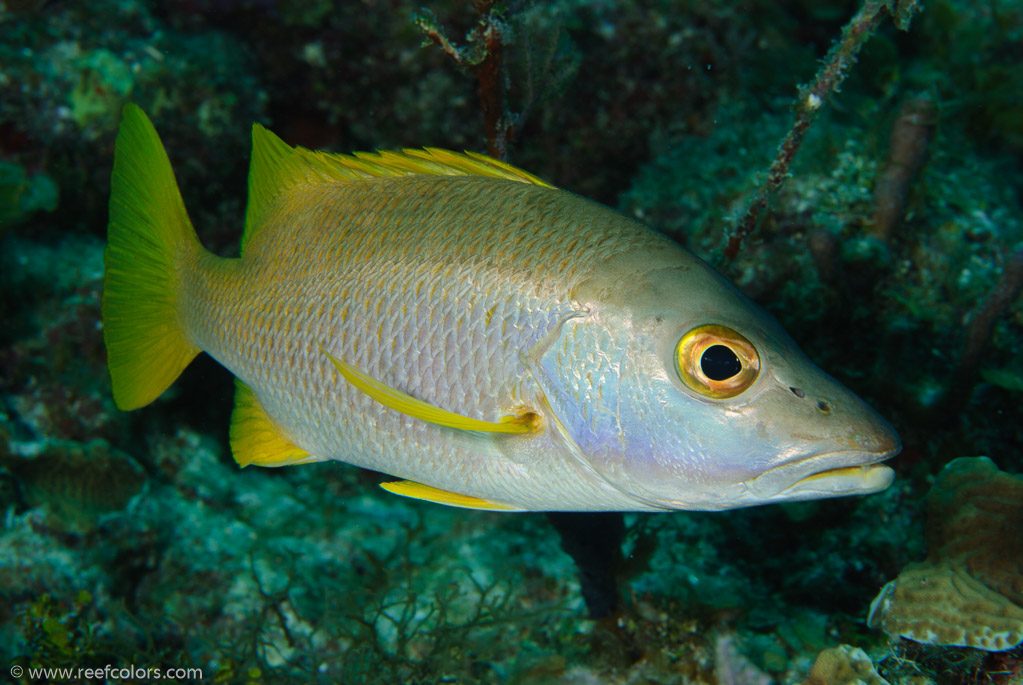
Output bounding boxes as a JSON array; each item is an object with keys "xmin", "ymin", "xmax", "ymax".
[{"xmin": 316, "ymin": 341, "xmax": 538, "ymax": 434}]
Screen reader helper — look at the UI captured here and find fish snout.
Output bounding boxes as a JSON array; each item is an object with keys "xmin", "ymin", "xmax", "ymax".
[{"xmin": 745, "ymin": 379, "xmax": 901, "ymax": 502}]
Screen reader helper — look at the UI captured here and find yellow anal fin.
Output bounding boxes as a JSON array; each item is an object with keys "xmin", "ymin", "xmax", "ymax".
[
  {"xmin": 380, "ymin": 480, "xmax": 522, "ymax": 511},
  {"xmin": 317, "ymin": 341, "xmax": 538, "ymax": 434},
  {"xmin": 230, "ymin": 379, "xmax": 319, "ymax": 467}
]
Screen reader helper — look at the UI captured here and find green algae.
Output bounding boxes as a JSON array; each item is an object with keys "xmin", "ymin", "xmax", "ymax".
[
  {"xmin": 67, "ymin": 48, "xmax": 134, "ymax": 138},
  {"xmin": 0, "ymin": 162, "xmax": 57, "ymax": 228}
]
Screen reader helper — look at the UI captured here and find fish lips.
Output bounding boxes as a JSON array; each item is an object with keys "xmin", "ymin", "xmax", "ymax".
[{"xmin": 745, "ymin": 443, "xmax": 900, "ymax": 502}]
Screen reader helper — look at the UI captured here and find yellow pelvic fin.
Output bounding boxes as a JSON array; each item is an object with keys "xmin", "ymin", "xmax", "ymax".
[
  {"xmin": 230, "ymin": 379, "xmax": 320, "ymax": 467},
  {"xmin": 380, "ymin": 480, "xmax": 522, "ymax": 511},
  {"xmin": 242, "ymin": 124, "xmax": 552, "ymax": 252},
  {"xmin": 317, "ymin": 341, "xmax": 538, "ymax": 434},
  {"xmin": 103, "ymin": 103, "xmax": 202, "ymax": 410}
]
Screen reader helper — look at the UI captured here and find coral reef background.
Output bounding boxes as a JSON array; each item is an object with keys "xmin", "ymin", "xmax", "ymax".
[{"xmin": 1, "ymin": 0, "xmax": 1022, "ymax": 682}]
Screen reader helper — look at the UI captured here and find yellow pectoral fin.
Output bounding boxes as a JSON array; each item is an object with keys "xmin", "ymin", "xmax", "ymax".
[
  {"xmin": 230, "ymin": 379, "xmax": 320, "ymax": 467},
  {"xmin": 380, "ymin": 480, "xmax": 522, "ymax": 511},
  {"xmin": 317, "ymin": 341, "xmax": 537, "ymax": 434}
]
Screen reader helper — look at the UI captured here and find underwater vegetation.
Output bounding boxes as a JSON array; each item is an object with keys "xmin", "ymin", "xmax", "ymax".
[{"xmin": 2, "ymin": 0, "xmax": 1023, "ymax": 683}]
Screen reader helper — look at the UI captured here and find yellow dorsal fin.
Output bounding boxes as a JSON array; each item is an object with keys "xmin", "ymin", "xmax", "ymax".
[
  {"xmin": 230, "ymin": 379, "xmax": 320, "ymax": 467},
  {"xmin": 242, "ymin": 125, "xmax": 553, "ymax": 252},
  {"xmin": 318, "ymin": 341, "xmax": 538, "ymax": 434},
  {"xmin": 380, "ymin": 480, "xmax": 521, "ymax": 511}
]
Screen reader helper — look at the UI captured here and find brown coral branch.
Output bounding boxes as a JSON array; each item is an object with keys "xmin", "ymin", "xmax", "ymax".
[
  {"xmin": 869, "ymin": 94, "xmax": 936, "ymax": 243},
  {"xmin": 418, "ymin": 25, "xmax": 464, "ymax": 66},
  {"xmin": 938, "ymin": 244, "xmax": 1023, "ymax": 418},
  {"xmin": 477, "ymin": 18, "xmax": 510, "ymax": 161},
  {"xmin": 413, "ymin": 4, "xmax": 513, "ymax": 161},
  {"xmin": 721, "ymin": 0, "xmax": 922, "ymax": 263}
]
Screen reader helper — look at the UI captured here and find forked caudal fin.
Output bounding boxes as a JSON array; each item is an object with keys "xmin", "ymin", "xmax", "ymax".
[{"xmin": 103, "ymin": 103, "xmax": 202, "ymax": 410}]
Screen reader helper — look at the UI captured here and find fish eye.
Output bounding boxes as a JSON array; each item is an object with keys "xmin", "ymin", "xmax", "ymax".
[
  {"xmin": 701, "ymin": 344, "xmax": 741, "ymax": 380},
  {"xmin": 676, "ymin": 325, "xmax": 760, "ymax": 398}
]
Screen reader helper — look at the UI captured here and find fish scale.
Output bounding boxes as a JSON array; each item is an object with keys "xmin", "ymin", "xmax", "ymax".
[
  {"xmin": 183, "ymin": 191, "xmax": 576, "ymax": 486},
  {"xmin": 103, "ymin": 104, "xmax": 900, "ymax": 511}
]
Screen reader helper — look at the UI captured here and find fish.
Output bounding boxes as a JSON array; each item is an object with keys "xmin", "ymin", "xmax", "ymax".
[
  {"xmin": 3, "ymin": 439, "xmax": 146, "ymax": 533},
  {"xmin": 102, "ymin": 103, "xmax": 900, "ymax": 512}
]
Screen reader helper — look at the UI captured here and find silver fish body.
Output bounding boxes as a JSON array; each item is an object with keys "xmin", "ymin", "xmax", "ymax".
[
  {"xmin": 104, "ymin": 106, "xmax": 899, "ymax": 512},
  {"xmin": 186, "ymin": 174, "xmax": 896, "ymax": 511}
]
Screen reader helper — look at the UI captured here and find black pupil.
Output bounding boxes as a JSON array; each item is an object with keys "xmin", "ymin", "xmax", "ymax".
[{"xmin": 701, "ymin": 345, "xmax": 741, "ymax": 381}]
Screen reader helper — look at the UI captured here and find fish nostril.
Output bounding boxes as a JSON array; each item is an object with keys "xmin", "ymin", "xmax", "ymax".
[
  {"xmin": 790, "ymin": 386, "xmax": 805, "ymax": 398},
  {"xmin": 816, "ymin": 399, "xmax": 833, "ymax": 414}
]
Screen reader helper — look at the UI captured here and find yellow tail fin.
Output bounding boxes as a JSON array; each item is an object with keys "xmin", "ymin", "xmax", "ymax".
[{"xmin": 103, "ymin": 104, "xmax": 201, "ymax": 410}]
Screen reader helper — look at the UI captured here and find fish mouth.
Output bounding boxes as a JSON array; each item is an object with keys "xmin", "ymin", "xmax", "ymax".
[{"xmin": 747, "ymin": 446, "xmax": 899, "ymax": 502}]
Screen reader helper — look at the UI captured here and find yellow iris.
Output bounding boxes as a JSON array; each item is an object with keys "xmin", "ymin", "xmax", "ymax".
[{"xmin": 676, "ymin": 325, "xmax": 760, "ymax": 399}]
